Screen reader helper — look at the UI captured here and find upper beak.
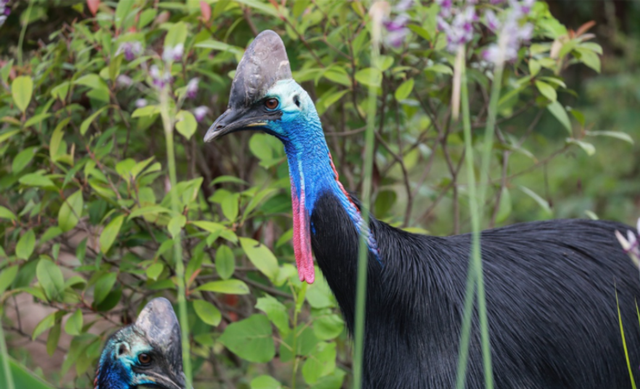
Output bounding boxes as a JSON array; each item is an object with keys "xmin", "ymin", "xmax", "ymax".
[{"xmin": 203, "ymin": 107, "xmax": 268, "ymax": 143}]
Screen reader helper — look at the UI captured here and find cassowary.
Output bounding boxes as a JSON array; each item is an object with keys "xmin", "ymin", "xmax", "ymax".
[
  {"xmin": 94, "ymin": 298, "xmax": 186, "ymax": 389},
  {"xmin": 205, "ymin": 30, "xmax": 640, "ymax": 388}
]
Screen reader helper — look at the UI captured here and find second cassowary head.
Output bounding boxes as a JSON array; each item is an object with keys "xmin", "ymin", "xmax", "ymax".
[{"xmin": 94, "ymin": 298, "xmax": 186, "ymax": 389}]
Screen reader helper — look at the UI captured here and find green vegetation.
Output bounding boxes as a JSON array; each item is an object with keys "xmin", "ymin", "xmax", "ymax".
[{"xmin": 0, "ymin": 0, "xmax": 638, "ymax": 388}]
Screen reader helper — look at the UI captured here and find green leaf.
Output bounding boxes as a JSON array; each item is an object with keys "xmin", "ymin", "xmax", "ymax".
[
  {"xmin": 234, "ymin": 0, "xmax": 278, "ymax": 17},
  {"xmin": 47, "ymin": 322, "xmax": 61, "ymax": 356},
  {"xmin": 19, "ymin": 173, "xmax": 55, "ymax": 188},
  {"xmin": 128, "ymin": 205, "xmax": 171, "ymax": 220},
  {"xmin": 193, "ymin": 299, "xmax": 222, "ymax": 326},
  {"xmin": 280, "ymin": 324, "xmax": 318, "ymax": 362},
  {"xmin": 575, "ymin": 47, "xmax": 601, "ymax": 73},
  {"xmin": 535, "ymin": 80, "xmax": 557, "ymax": 102},
  {"xmin": 313, "ymin": 314, "xmax": 344, "ymax": 340},
  {"xmin": 546, "ymin": 101, "xmax": 572, "ymax": 134},
  {"xmin": 131, "ymin": 105, "xmax": 159, "ymax": 118},
  {"xmin": 251, "ymin": 375, "xmax": 282, "ymax": 389},
  {"xmin": 197, "ymin": 279, "xmax": 249, "ymax": 294},
  {"xmin": 219, "ymin": 314, "xmax": 275, "ymax": 363},
  {"xmin": 519, "ymin": 186, "xmax": 552, "ymax": 215},
  {"xmin": 425, "ymin": 64, "xmax": 453, "ymax": 75},
  {"xmin": 164, "ymin": 22, "xmax": 188, "ymax": 51},
  {"xmin": 354, "ymin": 67, "xmax": 382, "ymax": 88},
  {"xmin": 0, "ymin": 353, "xmax": 56, "ymax": 389},
  {"xmin": 175, "ymin": 110, "xmax": 197, "ymax": 139},
  {"xmin": 586, "ymin": 130, "xmax": 634, "ymax": 144},
  {"xmin": 215, "ymin": 245, "xmax": 235, "ymax": 280},
  {"xmin": 93, "ymin": 272, "xmax": 118, "ymax": 305},
  {"xmin": 495, "ymin": 187, "xmax": 512, "ymax": 224},
  {"xmin": 115, "ymin": 0, "xmax": 134, "ymax": 30},
  {"xmin": 168, "ymin": 215, "xmax": 186, "ymax": 239},
  {"xmin": 256, "ymin": 295, "xmax": 290, "ymax": 335},
  {"xmin": 240, "ymin": 237, "xmax": 279, "ymax": 280},
  {"xmin": 195, "ymin": 40, "xmax": 244, "ymax": 57},
  {"xmin": 210, "ymin": 176, "xmax": 249, "ymax": 186},
  {"xmin": 146, "ymin": 263, "xmax": 164, "ymax": 281},
  {"xmin": 80, "ymin": 106, "xmax": 108, "ymax": 136},
  {"xmin": 58, "ymin": 190, "xmax": 84, "ymax": 232},
  {"xmin": 395, "ymin": 79, "xmax": 414, "ymax": 101},
  {"xmin": 191, "ymin": 221, "xmax": 225, "ymax": 234},
  {"xmin": 566, "ymin": 138, "xmax": 596, "ymax": 156},
  {"xmin": 221, "ymin": 193, "xmax": 239, "ymax": 221},
  {"xmin": 12, "ymin": 146, "xmax": 37, "ymax": 173},
  {"xmin": 302, "ymin": 342, "xmax": 336, "ymax": 384},
  {"xmin": 16, "ymin": 230, "xmax": 36, "ymax": 260},
  {"xmin": 64, "ymin": 309, "xmax": 83, "ymax": 336},
  {"xmin": 100, "ymin": 215, "xmax": 124, "ymax": 254},
  {"xmin": 37, "ymin": 259, "xmax": 65, "ymax": 301},
  {"xmin": 12, "ymin": 76, "xmax": 33, "ymax": 112},
  {"xmin": 50, "ymin": 118, "xmax": 70, "ymax": 161},
  {"xmin": 24, "ymin": 113, "xmax": 50, "ymax": 128},
  {"xmin": 0, "ymin": 265, "xmax": 19, "ymax": 294},
  {"xmin": 32, "ymin": 312, "xmax": 56, "ymax": 340},
  {"xmin": 0, "ymin": 206, "xmax": 17, "ymax": 221}
]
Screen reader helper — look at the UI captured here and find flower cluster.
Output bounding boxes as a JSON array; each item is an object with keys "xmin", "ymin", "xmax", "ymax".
[
  {"xmin": 0, "ymin": 0, "xmax": 11, "ymax": 27},
  {"xmin": 382, "ymin": 0, "xmax": 413, "ymax": 47},
  {"xmin": 616, "ymin": 219, "xmax": 640, "ymax": 269},
  {"xmin": 436, "ymin": 0, "xmax": 479, "ymax": 52},
  {"xmin": 163, "ymin": 43, "xmax": 184, "ymax": 62},
  {"xmin": 186, "ymin": 78, "xmax": 199, "ymax": 99},
  {"xmin": 116, "ymin": 41, "xmax": 143, "ymax": 61},
  {"xmin": 150, "ymin": 64, "xmax": 172, "ymax": 89},
  {"xmin": 482, "ymin": 0, "xmax": 535, "ymax": 64}
]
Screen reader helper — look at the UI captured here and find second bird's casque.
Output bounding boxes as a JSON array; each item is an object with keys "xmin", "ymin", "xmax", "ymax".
[{"xmin": 206, "ymin": 30, "xmax": 640, "ymax": 388}]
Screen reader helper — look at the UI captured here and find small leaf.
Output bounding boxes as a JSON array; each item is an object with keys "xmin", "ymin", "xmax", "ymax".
[
  {"xmin": 354, "ymin": 67, "xmax": 382, "ymax": 88},
  {"xmin": 535, "ymin": 80, "xmax": 557, "ymax": 102},
  {"xmin": 251, "ymin": 375, "xmax": 282, "ymax": 389},
  {"xmin": 0, "ymin": 206, "xmax": 17, "ymax": 221},
  {"xmin": 215, "ymin": 245, "xmax": 235, "ymax": 280},
  {"xmin": 191, "ymin": 220, "xmax": 225, "ymax": 234},
  {"xmin": 0, "ymin": 265, "xmax": 19, "ymax": 294},
  {"xmin": 146, "ymin": 263, "xmax": 164, "ymax": 281},
  {"xmin": 394, "ymin": 79, "xmax": 414, "ymax": 101},
  {"xmin": 519, "ymin": 186, "xmax": 552, "ymax": 215},
  {"xmin": 80, "ymin": 106, "xmax": 108, "ymax": 135},
  {"xmin": 64, "ymin": 309, "xmax": 83, "ymax": 336},
  {"xmin": 93, "ymin": 272, "xmax": 117, "ymax": 305},
  {"xmin": 495, "ymin": 187, "xmax": 512, "ymax": 224},
  {"xmin": 19, "ymin": 173, "xmax": 55, "ymax": 188},
  {"xmin": 175, "ymin": 110, "xmax": 197, "ymax": 139},
  {"xmin": 16, "ymin": 230, "xmax": 36, "ymax": 260},
  {"xmin": 586, "ymin": 131, "xmax": 634, "ymax": 145},
  {"xmin": 132, "ymin": 105, "xmax": 159, "ymax": 117},
  {"xmin": 13, "ymin": 147, "xmax": 37, "ymax": 173},
  {"xmin": 46, "ymin": 323, "xmax": 61, "ymax": 356},
  {"xmin": 256, "ymin": 295, "xmax": 290, "ymax": 335},
  {"xmin": 313, "ymin": 314, "xmax": 344, "ymax": 340},
  {"xmin": 12, "ymin": 76, "xmax": 33, "ymax": 112},
  {"xmin": 219, "ymin": 314, "xmax": 275, "ymax": 363},
  {"xmin": 425, "ymin": 64, "xmax": 453, "ymax": 75},
  {"xmin": 240, "ymin": 237, "xmax": 279, "ymax": 280},
  {"xmin": 32, "ymin": 312, "xmax": 56, "ymax": 340},
  {"xmin": 221, "ymin": 193, "xmax": 239, "ymax": 221},
  {"xmin": 37, "ymin": 259, "xmax": 65, "ymax": 301},
  {"xmin": 193, "ymin": 299, "xmax": 222, "ymax": 326},
  {"xmin": 58, "ymin": 190, "xmax": 84, "ymax": 232},
  {"xmin": 566, "ymin": 138, "xmax": 596, "ymax": 156},
  {"xmin": 100, "ymin": 215, "xmax": 124, "ymax": 254},
  {"xmin": 197, "ymin": 279, "xmax": 250, "ymax": 294},
  {"xmin": 168, "ymin": 215, "xmax": 186, "ymax": 239},
  {"xmin": 546, "ymin": 101, "xmax": 572, "ymax": 134}
]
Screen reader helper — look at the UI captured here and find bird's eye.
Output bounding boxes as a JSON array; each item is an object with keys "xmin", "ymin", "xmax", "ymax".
[
  {"xmin": 138, "ymin": 353, "xmax": 152, "ymax": 365},
  {"xmin": 264, "ymin": 98, "xmax": 279, "ymax": 110}
]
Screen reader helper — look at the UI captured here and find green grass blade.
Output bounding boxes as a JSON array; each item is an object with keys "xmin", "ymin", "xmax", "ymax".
[{"xmin": 616, "ymin": 289, "xmax": 637, "ymax": 389}]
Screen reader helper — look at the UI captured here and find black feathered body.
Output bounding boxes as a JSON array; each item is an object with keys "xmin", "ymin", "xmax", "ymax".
[{"xmin": 310, "ymin": 191, "xmax": 640, "ymax": 389}]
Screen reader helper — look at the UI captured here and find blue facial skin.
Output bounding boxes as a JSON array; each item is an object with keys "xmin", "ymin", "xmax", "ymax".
[
  {"xmin": 260, "ymin": 80, "xmax": 380, "ymax": 258},
  {"xmin": 94, "ymin": 327, "xmax": 157, "ymax": 389}
]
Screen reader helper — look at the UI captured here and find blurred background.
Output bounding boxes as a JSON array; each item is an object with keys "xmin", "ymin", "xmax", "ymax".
[{"xmin": 0, "ymin": 0, "xmax": 639, "ymax": 388}]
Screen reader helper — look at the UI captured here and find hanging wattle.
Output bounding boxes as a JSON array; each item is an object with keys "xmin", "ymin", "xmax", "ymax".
[{"xmin": 290, "ymin": 173, "xmax": 315, "ymax": 283}]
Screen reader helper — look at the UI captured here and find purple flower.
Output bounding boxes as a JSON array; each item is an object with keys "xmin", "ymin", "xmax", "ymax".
[
  {"xmin": 485, "ymin": 10, "xmax": 500, "ymax": 32},
  {"xmin": 116, "ymin": 41, "xmax": 142, "ymax": 61},
  {"xmin": 615, "ymin": 218, "xmax": 640, "ymax": 269},
  {"xmin": 135, "ymin": 98, "xmax": 148, "ymax": 108},
  {"xmin": 186, "ymin": 78, "xmax": 199, "ymax": 99},
  {"xmin": 150, "ymin": 65, "xmax": 172, "ymax": 88},
  {"xmin": 193, "ymin": 106, "xmax": 209, "ymax": 122},
  {"xmin": 384, "ymin": 15, "xmax": 409, "ymax": 32},
  {"xmin": 0, "ymin": 0, "xmax": 9, "ymax": 26},
  {"xmin": 396, "ymin": 0, "xmax": 413, "ymax": 12},
  {"xmin": 116, "ymin": 74, "xmax": 132, "ymax": 87},
  {"xmin": 163, "ymin": 43, "xmax": 184, "ymax": 63}
]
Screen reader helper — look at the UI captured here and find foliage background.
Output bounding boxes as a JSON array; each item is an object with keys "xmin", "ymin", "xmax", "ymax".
[{"xmin": 0, "ymin": 0, "xmax": 638, "ymax": 388}]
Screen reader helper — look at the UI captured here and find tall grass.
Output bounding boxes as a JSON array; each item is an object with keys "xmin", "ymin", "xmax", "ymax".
[
  {"xmin": 352, "ymin": 2, "xmax": 383, "ymax": 388},
  {"xmin": 159, "ymin": 87, "xmax": 193, "ymax": 389},
  {"xmin": 0, "ymin": 321, "xmax": 15, "ymax": 389}
]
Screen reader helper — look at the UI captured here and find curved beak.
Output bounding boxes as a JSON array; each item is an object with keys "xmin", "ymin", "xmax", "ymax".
[{"xmin": 203, "ymin": 107, "xmax": 268, "ymax": 143}]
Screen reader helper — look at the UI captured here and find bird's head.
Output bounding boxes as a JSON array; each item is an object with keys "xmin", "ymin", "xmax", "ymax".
[
  {"xmin": 204, "ymin": 30, "xmax": 318, "ymax": 145},
  {"xmin": 94, "ymin": 298, "xmax": 186, "ymax": 389}
]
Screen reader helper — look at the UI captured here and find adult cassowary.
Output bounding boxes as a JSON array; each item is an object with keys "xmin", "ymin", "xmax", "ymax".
[
  {"xmin": 205, "ymin": 30, "xmax": 640, "ymax": 388},
  {"xmin": 94, "ymin": 298, "xmax": 186, "ymax": 389}
]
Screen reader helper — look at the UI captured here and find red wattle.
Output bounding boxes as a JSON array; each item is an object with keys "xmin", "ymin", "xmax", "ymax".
[{"xmin": 291, "ymin": 179, "xmax": 315, "ymax": 283}]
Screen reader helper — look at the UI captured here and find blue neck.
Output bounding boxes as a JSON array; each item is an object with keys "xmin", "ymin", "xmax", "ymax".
[{"xmin": 95, "ymin": 344, "xmax": 132, "ymax": 389}]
